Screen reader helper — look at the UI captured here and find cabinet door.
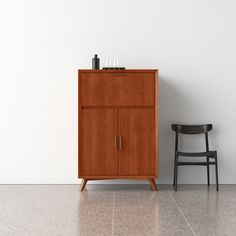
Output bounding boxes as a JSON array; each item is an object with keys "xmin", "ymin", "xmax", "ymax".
[
  {"xmin": 119, "ymin": 109, "xmax": 155, "ymax": 176},
  {"xmin": 80, "ymin": 109, "xmax": 118, "ymax": 176}
]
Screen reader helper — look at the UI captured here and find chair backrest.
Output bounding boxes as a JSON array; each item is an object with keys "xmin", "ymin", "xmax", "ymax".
[
  {"xmin": 171, "ymin": 124, "xmax": 213, "ymax": 134},
  {"xmin": 172, "ymin": 124, "xmax": 213, "ymax": 152}
]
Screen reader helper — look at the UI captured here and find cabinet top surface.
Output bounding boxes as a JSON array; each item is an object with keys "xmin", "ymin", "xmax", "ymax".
[{"xmin": 79, "ymin": 69, "xmax": 158, "ymax": 73}]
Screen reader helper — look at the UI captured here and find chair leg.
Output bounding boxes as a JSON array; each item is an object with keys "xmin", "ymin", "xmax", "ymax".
[
  {"xmin": 207, "ymin": 156, "xmax": 210, "ymax": 185},
  {"xmin": 175, "ymin": 165, "xmax": 178, "ymax": 191},
  {"xmin": 215, "ymin": 152, "xmax": 219, "ymax": 191},
  {"xmin": 174, "ymin": 154, "xmax": 178, "ymax": 191},
  {"xmin": 173, "ymin": 152, "xmax": 177, "ymax": 186}
]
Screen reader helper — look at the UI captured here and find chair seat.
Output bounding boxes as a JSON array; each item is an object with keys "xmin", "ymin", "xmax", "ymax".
[{"xmin": 177, "ymin": 151, "xmax": 216, "ymax": 157}]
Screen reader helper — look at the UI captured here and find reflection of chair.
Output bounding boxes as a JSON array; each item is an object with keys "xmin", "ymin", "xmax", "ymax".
[{"xmin": 171, "ymin": 124, "xmax": 219, "ymax": 191}]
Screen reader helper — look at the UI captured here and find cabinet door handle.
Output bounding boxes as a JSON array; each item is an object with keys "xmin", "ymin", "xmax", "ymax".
[
  {"xmin": 119, "ymin": 136, "xmax": 122, "ymax": 150},
  {"xmin": 115, "ymin": 136, "xmax": 118, "ymax": 150}
]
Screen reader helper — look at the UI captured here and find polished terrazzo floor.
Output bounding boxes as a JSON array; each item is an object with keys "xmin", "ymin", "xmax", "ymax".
[{"xmin": 0, "ymin": 184, "xmax": 236, "ymax": 236}]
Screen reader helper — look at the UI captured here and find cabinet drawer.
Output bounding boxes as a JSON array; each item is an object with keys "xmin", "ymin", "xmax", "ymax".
[{"xmin": 80, "ymin": 72, "xmax": 155, "ymax": 106}]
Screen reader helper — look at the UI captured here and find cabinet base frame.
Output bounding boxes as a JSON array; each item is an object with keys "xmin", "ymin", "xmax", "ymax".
[{"xmin": 80, "ymin": 177, "xmax": 158, "ymax": 192}]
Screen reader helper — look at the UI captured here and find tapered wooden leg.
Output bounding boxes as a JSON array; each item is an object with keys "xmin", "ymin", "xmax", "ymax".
[
  {"xmin": 149, "ymin": 179, "xmax": 158, "ymax": 191},
  {"xmin": 80, "ymin": 179, "xmax": 88, "ymax": 191}
]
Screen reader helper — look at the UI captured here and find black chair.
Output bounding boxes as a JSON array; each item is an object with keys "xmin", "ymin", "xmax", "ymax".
[{"xmin": 171, "ymin": 124, "xmax": 219, "ymax": 191}]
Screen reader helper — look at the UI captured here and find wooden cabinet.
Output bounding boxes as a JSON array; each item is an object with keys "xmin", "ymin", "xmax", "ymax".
[{"xmin": 79, "ymin": 70, "xmax": 158, "ymax": 191}]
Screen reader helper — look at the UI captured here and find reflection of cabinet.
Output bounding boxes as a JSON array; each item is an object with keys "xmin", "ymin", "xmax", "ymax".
[{"xmin": 79, "ymin": 70, "xmax": 158, "ymax": 191}]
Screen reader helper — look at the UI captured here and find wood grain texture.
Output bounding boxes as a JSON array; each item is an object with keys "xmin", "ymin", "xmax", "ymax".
[
  {"xmin": 119, "ymin": 109, "xmax": 155, "ymax": 176},
  {"xmin": 81, "ymin": 72, "xmax": 154, "ymax": 106},
  {"xmin": 80, "ymin": 109, "xmax": 118, "ymax": 176}
]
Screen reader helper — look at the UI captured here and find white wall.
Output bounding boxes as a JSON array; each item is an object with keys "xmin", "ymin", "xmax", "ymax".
[{"xmin": 0, "ymin": 0, "xmax": 236, "ymax": 184}]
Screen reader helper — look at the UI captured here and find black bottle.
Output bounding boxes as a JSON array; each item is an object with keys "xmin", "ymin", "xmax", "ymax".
[{"xmin": 92, "ymin": 54, "xmax": 100, "ymax": 70}]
